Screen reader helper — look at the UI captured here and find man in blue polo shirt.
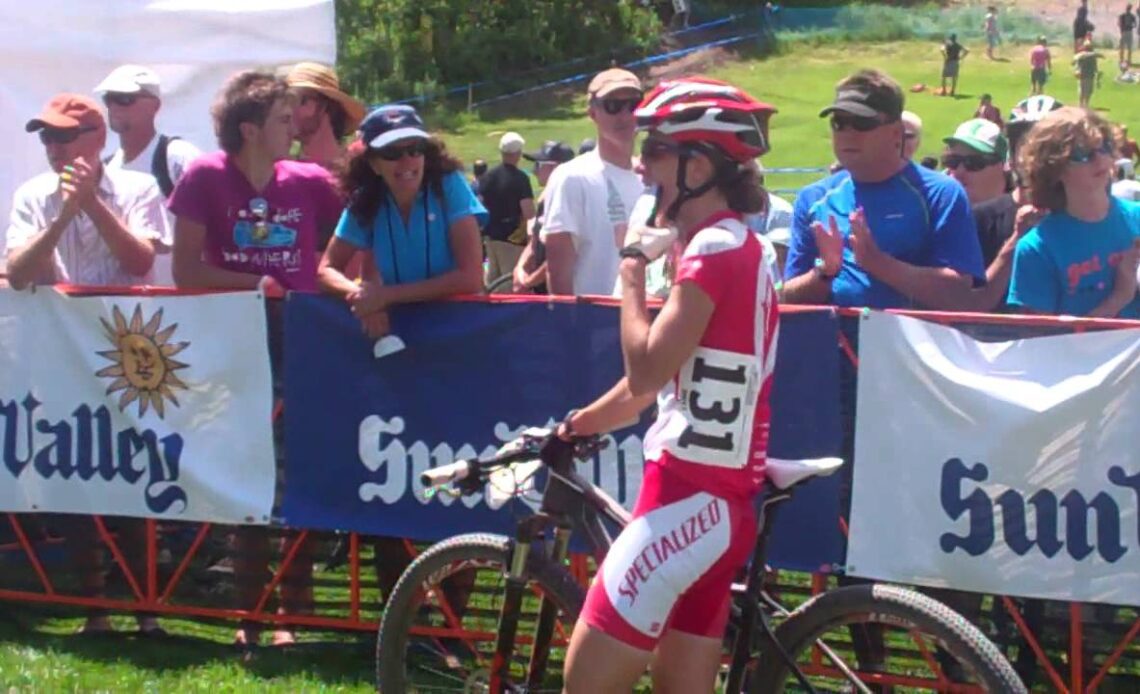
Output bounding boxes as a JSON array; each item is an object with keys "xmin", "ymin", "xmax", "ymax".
[{"xmin": 783, "ymin": 69, "xmax": 985, "ymax": 310}]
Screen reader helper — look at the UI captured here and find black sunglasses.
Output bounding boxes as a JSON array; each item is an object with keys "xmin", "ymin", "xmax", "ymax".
[
  {"xmin": 830, "ymin": 114, "xmax": 888, "ymax": 133},
  {"xmin": 1069, "ymin": 140, "xmax": 1114, "ymax": 164},
  {"xmin": 375, "ymin": 141, "xmax": 427, "ymax": 161},
  {"xmin": 103, "ymin": 93, "xmax": 147, "ymax": 108},
  {"xmin": 38, "ymin": 126, "xmax": 98, "ymax": 145},
  {"xmin": 640, "ymin": 138, "xmax": 685, "ymax": 161},
  {"xmin": 941, "ymin": 153, "xmax": 1001, "ymax": 172},
  {"xmin": 598, "ymin": 97, "xmax": 640, "ymax": 115}
]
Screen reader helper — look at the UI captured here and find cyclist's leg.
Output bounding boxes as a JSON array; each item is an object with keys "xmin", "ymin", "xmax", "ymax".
[
  {"xmin": 563, "ymin": 621, "xmax": 652, "ymax": 693},
  {"xmin": 650, "ymin": 629, "xmax": 722, "ymax": 694}
]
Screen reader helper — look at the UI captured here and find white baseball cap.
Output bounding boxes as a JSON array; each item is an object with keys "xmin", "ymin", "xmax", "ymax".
[
  {"xmin": 499, "ymin": 132, "xmax": 525, "ymax": 154},
  {"xmin": 94, "ymin": 65, "xmax": 162, "ymax": 98}
]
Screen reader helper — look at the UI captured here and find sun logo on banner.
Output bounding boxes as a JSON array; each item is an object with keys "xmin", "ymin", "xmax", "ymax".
[{"xmin": 95, "ymin": 305, "xmax": 190, "ymax": 419}]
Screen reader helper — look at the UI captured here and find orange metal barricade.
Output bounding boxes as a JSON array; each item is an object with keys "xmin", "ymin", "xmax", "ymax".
[{"xmin": 2, "ymin": 288, "xmax": 1139, "ymax": 691}]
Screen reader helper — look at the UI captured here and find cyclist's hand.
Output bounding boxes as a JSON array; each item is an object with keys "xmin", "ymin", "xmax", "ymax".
[{"xmin": 622, "ymin": 224, "xmax": 677, "ymax": 263}]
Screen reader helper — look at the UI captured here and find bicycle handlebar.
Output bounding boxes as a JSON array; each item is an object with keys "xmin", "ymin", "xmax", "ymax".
[{"xmin": 420, "ymin": 459, "xmax": 473, "ymax": 488}]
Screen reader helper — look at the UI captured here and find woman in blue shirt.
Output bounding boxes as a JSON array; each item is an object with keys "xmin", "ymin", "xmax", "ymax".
[
  {"xmin": 319, "ymin": 104, "xmax": 487, "ymax": 335},
  {"xmin": 1008, "ymin": 107, "xmax": 1140, "ymax": 318}
]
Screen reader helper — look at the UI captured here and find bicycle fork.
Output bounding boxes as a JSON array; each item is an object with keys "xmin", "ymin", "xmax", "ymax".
[{"xmin": 490, "ymin": 516, "xmax": 567, "ymax": 694}]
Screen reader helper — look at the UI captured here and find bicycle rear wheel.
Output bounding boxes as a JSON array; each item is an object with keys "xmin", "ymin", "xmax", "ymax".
[
  {"xmin": 751, "ymin": 583, "xmax": 1027, "ymax": 693},
  {"xmin": 375, "ymin": 533, "xmax": 584, "ymax": 693}
]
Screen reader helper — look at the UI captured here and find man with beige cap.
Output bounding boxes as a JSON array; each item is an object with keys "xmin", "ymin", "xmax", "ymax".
[
  {"xmin": 479, "ymin": 131, "xmax": 535, "ymax": 286},
  {"xmin": 6, "ymin": 93, "xmax": 165, "ymax": 290},
  {"xmin": 286, "ymin": 62, "xmax": 366, "ymax": 171},
  {"xmin": 542, "ymin": 67, "xmax": 644, "ymax": 295}
]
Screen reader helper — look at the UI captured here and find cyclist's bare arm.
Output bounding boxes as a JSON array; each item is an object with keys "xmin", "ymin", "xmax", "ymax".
[
  {"xmin": 619, "ymin": 257, "xmax": 715, "ymax": 397},
  {"xmin": 567, "ymin": 377, "xmax": 657, "ymax": 436}
]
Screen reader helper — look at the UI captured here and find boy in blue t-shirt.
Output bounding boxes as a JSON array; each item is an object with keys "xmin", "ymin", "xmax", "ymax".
[{"xmin": 1007, "ymin": 107, "xmax": 1140, "ymax": 318}]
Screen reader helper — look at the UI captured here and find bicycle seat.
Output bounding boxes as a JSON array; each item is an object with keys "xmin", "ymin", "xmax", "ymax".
[{"xmin": 765, "ymin": 457, "xmax": 844, "ymax": 490}]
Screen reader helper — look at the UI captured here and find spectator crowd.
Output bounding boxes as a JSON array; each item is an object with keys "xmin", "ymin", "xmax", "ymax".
[{"xmin": 1, "ymin": 20, "xmax": 1139, "ymax": 664}]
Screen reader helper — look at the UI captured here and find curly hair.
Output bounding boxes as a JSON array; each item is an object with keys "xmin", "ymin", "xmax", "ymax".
[
  {"xmin": 340, "ymin": 137, "xmax": 464, "ymax": 225},
  {"xmin": 1018, "ymin": 107, "xmax": 1117, "ymax": 212},
  {"xmin": 212, "ymin": 71, "xmax": 292, "ymax": 155}
]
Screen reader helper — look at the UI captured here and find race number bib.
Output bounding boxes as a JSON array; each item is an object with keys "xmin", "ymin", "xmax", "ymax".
[{"xmin": 666, "ymin": 347, "xmax": 758, "ymax": 469}]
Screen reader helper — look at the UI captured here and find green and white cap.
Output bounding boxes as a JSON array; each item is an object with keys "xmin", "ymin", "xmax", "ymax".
[{"xmin": 943, "ymin": 119, "xmax": 1009, "ymax": 160}]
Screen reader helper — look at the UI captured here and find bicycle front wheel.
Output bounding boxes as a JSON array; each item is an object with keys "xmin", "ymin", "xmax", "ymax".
[
  {"xmin": 752, "ymin": 583, "xmax": 1027, "ymax": 693},
  {"xmin": 375, "ymin": 533, "xmax": 585, "ymax": 693}
]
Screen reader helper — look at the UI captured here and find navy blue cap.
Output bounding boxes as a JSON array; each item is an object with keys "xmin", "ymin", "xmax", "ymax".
[
  {"xmin": 524, "ymin": 140, "xmax": 575, "ymax": 164},
  {"xmin": 360, "ymin": 104, "xmax": 429, "ymax": 149}
]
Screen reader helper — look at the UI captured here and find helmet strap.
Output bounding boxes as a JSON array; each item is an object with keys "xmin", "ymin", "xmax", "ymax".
[{"xmin": 664, "ymin": 148, "xmax": 722, "ymax": 222}]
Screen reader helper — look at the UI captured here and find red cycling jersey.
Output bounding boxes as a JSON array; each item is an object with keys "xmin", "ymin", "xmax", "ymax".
[{"xmin": 643, "ymin": 210, "xmax": 779, "ymax": 500}]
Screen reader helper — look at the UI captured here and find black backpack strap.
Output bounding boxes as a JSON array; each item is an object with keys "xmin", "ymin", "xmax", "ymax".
[{"xmin": 151, "ymin": 134, "xmax": 180, "ymax": 198}]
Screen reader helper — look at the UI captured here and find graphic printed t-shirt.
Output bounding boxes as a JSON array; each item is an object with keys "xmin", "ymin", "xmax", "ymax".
[
  {"xmin": 643, "ymin": 212, "xmax": 779, "ymax": 502},
  {"xmin": 1008, "ymin": 198, "xmax": 1140, "ymax": 317},
  {"xmin": 540, "ymin": 149, "xmax": 642, "ymax": 295},
  {"xmin": 334, "ymin": 170, "xmax": 488, "ymax": 285},
  {"xmin": 786, "ymin": 163, "xmax": 985, "ymax": 308},
  {"xmin": 167, "ymin": 151, "xmax": 342, "ymax": 291}
]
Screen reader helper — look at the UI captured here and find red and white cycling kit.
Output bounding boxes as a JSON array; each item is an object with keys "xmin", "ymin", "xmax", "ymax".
[{"xmin": 582, "ymin": 210, "xmax": 780, "ymax": 650}]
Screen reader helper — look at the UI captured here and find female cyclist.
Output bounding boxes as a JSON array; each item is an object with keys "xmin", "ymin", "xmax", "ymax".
[{"xmin": 557, "ymin": 77, "xmax": 779, "ymax": 692}]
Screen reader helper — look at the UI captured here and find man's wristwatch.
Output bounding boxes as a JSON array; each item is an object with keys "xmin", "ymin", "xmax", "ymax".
[
  {"xmin": 813, "ymin": 258, "xmax": 838, "ymax": 282},
  {"xmin": 619, "ymin": 246, "xmax": 650, "ymax": 262}
]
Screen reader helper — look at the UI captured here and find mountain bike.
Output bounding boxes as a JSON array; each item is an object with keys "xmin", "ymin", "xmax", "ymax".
[{"xmin": 375, "ymin": 428, "xmax": 1026, "ymax": 693}]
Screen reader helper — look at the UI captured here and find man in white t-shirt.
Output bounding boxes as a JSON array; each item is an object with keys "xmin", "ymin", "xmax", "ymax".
[
  {"xmin": 542, "ymin": 68, "xmax": 644, "ymax": 295},
  {"xmin": 94, "ymin": 65, "xmax": 200, "ymax": 285},
  {"xmin": 1113, "ymin": 159, "xmax": 1140, "ymax": 201}
]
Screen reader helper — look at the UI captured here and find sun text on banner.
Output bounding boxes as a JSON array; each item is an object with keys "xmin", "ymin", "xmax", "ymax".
[
  {"xmin": 848, "ymin": 311, "xmax": 1140, "ymax": 606},
  {"xmin": 282, "ymin": 296, "xmax": 845, "ymax": 572},
  {"xmin": 0, "ymin": 289, "xmax": 276, "ymax": 523}
]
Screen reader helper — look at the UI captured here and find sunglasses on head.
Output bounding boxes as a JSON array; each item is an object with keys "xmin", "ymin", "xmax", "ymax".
[
  {"xmin": 639, "ymin": 138, "xmax": 686, "ymax": 161},
  {"xmin": 38, "ymin": 126, "xmax": 97, "ymax": 145},
  {"xmin": 1069, "ymin": 140, "xmax": 1114, "ymax": 164},
  {"xmin": 103, "ymin": 93, "xmax": 146, "ymax": 108},
  {"xmin": 597, "ymin": 97, "xmax": 640, "ymax": 116},
  {"xmin": 374, "ymin": 141, "xmax": 427, "ymax": 161},
  {"xmin": 830, "ymin": 113, "xmax": 888, "ymax": 133},
  {"xmin": 941, "ymin": 153, "xmax": 1001, "ymax": 172}
]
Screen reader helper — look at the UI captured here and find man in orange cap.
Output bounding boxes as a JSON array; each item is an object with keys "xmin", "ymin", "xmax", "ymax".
[
  {"xmin": 5, "ymin": 93, "xmax": 165, "ymax": 289},
  {"xmin": 286, "ymin": 62, "xmax": 366, "ymax": 171}
]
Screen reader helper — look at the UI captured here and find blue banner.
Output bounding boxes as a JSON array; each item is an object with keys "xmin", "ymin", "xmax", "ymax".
[{"xmin": 282, "ymin": 296, "xmax": 844, "ymax": 572}]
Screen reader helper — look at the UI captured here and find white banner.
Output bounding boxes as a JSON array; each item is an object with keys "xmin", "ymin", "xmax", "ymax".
[
  {"xmin": 0, "ymin": 0, "xmax": 336, "ymax": 272},
  {"xmin": 848, "ymin": 312, "xmax": 1140, "ymax": 607},
  {"xmin": 0, "ymin": 288, "xmax": 276, "ymax": 524}
]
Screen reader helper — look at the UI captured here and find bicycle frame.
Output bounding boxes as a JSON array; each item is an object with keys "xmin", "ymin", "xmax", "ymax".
[{"xmin": 480, "ymin": 439, "xmax": 816, "ymax": 693}]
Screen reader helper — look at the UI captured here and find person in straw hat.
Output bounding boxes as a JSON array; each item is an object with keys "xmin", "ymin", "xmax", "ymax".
[{"xmin": 286, "ymin": 62, "xmax": 366, "ymax": 171}]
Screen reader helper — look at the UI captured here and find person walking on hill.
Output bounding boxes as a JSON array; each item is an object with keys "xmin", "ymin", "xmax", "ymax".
[
  {"xmin": 1073, "ymin": 39, "xmax": 1105, "ymax": 107},
  {"xmin": 983, "ymin": 6, "xmax": 1002, "ymax": 60},
  {"xmin": 1074, "ymin": 0, "xmax": 1094, "ymax": 51},
  {"xmin": 1121, "ymin": 4, "xmax": 1137, "ymax": 66},
  {"xmin": 1029, "ymin": 36, "xmax": 1053, "ymax": 95},
  {"xmin": 941, "ymin": 34, "xmax": 968, "ymax": 96}
]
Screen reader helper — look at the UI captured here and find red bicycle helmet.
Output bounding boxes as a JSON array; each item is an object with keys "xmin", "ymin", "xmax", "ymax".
[{"xmin": 635, "ymin": 77, "xmax": 777, "ymax": 162}]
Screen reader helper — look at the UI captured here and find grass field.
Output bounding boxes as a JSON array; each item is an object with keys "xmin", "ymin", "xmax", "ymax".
[
  {"xmin": 442, "ymin": 39, "xmax": 1140, "ymax": 197},
  {"xmin": 3, "ymin": 36, "xmax": 1140, "ymax": 693}
]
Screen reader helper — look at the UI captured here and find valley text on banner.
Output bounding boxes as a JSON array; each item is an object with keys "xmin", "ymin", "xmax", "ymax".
[
  {"xmin": 848, "ymin": 311, "xmax": 1140, "ymax": 607},
  {"xmin": 0, "ymin": 289, "xmax": 276, "ymax": 524}
]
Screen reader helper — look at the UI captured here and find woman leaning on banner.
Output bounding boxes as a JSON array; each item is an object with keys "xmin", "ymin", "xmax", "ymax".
[
  {"xmin": 316, "ymin": 103, "xmax": 487, "ymax": 601},
  {"xmin": 1007, "ymin": 107, "xmax": 1140, "ymax": 318},
  {"xmin": 317, "ymin": 104, "xmax": 487, "ymax": 337}
]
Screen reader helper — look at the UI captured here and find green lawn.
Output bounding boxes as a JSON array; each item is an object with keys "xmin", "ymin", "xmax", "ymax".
[
  {"xmin": 441, "ymin": 40, "xmax": 1140, "ymax": 197},
  {"xmin": 4, "ymin": 38, "xmax": 1140, "ymax": 693}
]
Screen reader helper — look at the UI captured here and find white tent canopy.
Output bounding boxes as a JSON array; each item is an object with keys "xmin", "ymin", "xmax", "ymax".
[{"xmin": 0, "ymin": 0, "xmax": 336, "ymax": 271}]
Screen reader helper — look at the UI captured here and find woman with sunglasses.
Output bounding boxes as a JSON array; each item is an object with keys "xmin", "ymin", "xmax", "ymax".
[
  {"xmin": 1008, "ymin": 107, "xmax": 1140, "ymax": 317},
  {"xmin": 557, "ymin": 77, "xmax": 779, "ymax": 692},
  {"xmin": 318, "ymin": 105, "xmax": 487, "ymax": 336}
]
